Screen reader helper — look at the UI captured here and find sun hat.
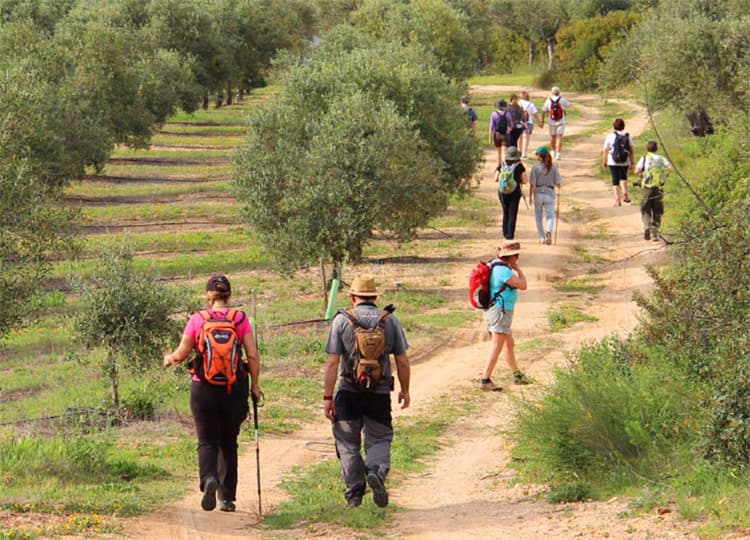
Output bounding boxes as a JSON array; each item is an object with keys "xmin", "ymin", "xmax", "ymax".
[
  {"xmin": 349, "ymin": 275, "xmax": 379, "ymax": 297},
  {"xmin": 535, "ymin": 146, "xmax": 550, "ymax": 156},
  {"xmin": 207, "ymin": 273, "xmax": 231, "ymax": 293},
  {"xmin": 461, "ymin": 95, "xmax": 470, "ymax": 103},
  {"xmin": 551, "ymin": 86, "xmax": 560, "ymax": 95},
  {"xmin": 497, "ymin": 241, "xmax": 521, "ymax": 257},
  {"xmin": 496, "ymin": 99, "xmax": 507, "ymax": 109},
  {"xmin": 505, "ymin": 146, "xmax": 521, "ymax": 161}
]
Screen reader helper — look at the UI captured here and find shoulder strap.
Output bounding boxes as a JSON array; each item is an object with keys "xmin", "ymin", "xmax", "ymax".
[{"xmin": 199, "ymin": 310, "xmax": 211, "ymax": 321}]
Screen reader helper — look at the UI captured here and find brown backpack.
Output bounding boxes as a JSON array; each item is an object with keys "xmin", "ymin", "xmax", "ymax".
[{"xmin": 340, "ymin": 309, "xmax": 390, "ymax": 392}]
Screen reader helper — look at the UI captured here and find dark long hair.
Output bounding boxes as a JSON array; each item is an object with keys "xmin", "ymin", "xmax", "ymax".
[{"xmin": 540, "ymin": 152, "xmax": 553, "ymax": 173}]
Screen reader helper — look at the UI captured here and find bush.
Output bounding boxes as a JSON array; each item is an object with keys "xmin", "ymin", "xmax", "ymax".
[{"xmin": 512, "ymin": 338, "xmax": 700, "ymax": 486}]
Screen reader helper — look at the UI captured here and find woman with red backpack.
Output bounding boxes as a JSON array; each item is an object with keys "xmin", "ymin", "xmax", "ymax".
[{"xmin": 164, "ymin": 274, "xmax": 261, "ymax": 513}]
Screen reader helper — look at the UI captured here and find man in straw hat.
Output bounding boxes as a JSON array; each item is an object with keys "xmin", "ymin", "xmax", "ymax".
[
  {"xmin": 480, "ymin": 242, "xmax": 531, "ymax": 391},
  {"xmin": 323, "ymin": 275, "xmax": 411, "ymax": 508}
]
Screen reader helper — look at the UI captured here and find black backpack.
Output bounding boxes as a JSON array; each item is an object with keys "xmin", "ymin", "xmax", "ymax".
[
  {"xmin": 611, "ymin": 132, "xmax": 630, "ymax": 164},
  {"xmin": 509, "ymin": 105, "xmax": 524, "ymax": 129},
  {"xmin": 494, "ymin": 111, "xmax": 508, "ymax": 134}
]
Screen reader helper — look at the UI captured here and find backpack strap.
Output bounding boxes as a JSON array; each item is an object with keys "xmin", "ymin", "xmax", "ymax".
[{"xmin": 488, "ymin": 261, "xmax": 511, "ymax": 309}]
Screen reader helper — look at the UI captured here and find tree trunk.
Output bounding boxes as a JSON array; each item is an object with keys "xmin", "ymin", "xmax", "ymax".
[
  {"xmin": 528, "ymin": 40, "xmax": 536, "ymax": 65},
  {"xmin": 547, "ymin": 38, "xmax": 556, "ymax": 70},
  {"xmin": 107, "ymin": 350, "xmax": 120, "ymax": 409},
  {"xmin": 202, "ymin": 94, "xmax": 209, "ymax": 110},
  {"xmin": 320, "ymin": 258, "xmax": 328, "ymax": 312},
  {"xmin": 215, "ymin": 92, "xmax": 223, "ymax": 108},
  {"xmin": 226, "ymin": 83, "xmax": 233, "ymax": 106}
]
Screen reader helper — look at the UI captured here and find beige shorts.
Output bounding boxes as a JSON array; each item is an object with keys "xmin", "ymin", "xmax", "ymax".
[{"xmin": 548, "ymin": 121, "xmax": 565, "ymax": 136}]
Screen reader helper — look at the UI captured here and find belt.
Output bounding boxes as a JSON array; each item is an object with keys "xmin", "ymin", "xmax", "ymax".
[{"xmin": 535, "ymin": 185, "xmax": 555, "ymax": 191}]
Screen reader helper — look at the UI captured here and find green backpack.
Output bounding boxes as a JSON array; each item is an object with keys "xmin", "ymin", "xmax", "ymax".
[
  {"xmin": 498, "ymin": 162, "xmax": 519, "ymax": 194},
  {"xmin": 642, "ymin": 153, "xmax": 668, "ymax": 188}
]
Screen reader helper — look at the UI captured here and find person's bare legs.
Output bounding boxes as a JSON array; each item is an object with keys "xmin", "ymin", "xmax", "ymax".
[
  {"xmin": 502, "ymin": 332, "xmax": 519, "ymax": 372},
  {"xmin": 483, "ymin": 331, "xmax": 507, "ymax": 380},
  {"xmin": 613, "ymin": 184, "xmax": 621, "ymax": 205},
  {"xmin": 619, "ymin": 179, "xmax": 630, "ymax": 202}
]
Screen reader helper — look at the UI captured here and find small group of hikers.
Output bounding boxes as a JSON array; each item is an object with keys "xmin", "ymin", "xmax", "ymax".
[
  {"xmin": 602, "ymin": 117, "xmax": 673, "ymax": 241},
  {"xmin": 487, "ymin": 86, "xmax": 569, "ymax": 164},
  {"xmin": 164, "ymin": 273, "xmax": 411, "ymax": 512},
  {"xmin": 495, "ymin": 144, "xmax": 562, "ymax": 245}
]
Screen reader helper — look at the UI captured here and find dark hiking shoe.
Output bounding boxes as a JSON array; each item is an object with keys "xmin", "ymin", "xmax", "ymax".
[
  {"xmin": 347, "ymin": 495, "xmax": 363, "ymax": 508},
  {"xmin": 366, "ymin": 471, "xmax": 389, "ymax": 508},
  {"xmin": 545, "ymin": 232, "xmax": 552, "ymax": 245},
  {"xmin": 219, "ymin": 500, "xmax": 236, "ymax": 512},
  {"xmin": 201, "ymin": 476, "xmax": 219, "ymax": 511},
  {"xmin": 644, "ymin": 229, "xmax": 651, "ymax": 241},
  {"xmin": 480, "ymin": 378, "xmax": 503, "ymax": 392},
  {"xmin": 623, "ymin": 194, "xmax": 631, "ymax": 203},
  {"xmin": 513, "ymin": 371, "xmax": 532, "ymax": 385}
]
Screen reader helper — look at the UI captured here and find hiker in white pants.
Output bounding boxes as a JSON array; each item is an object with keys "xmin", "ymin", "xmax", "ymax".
[
  {"xmin": 529, "ymin": 146, "xmax": 562, "ymax": 245},
  {"xmin": 323, "ymin": 275, "xmax": 410, "ymax": 508}
]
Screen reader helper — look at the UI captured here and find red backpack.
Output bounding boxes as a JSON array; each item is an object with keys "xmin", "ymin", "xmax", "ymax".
[
  {"xmin": 549, "ymin": 97, "xmax": 564, "ymax": 121},
  {"xmin": 192, "ymin": 308, "xmax": 244, "ymax": 393},
  {"xmin": 469, "ymin": 261, "xmax": 509, "ymax": 309}
]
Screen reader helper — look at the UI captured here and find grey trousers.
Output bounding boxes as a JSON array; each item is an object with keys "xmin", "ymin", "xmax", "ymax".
[{"xmin": 332, "ymin": 391, "xmax": 393, "ymax": 501}]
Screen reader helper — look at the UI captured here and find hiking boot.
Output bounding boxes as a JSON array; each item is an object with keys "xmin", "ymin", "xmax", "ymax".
[
  {"xmin": 201, "ymin": 476, "xmax": 219, "ymax": 511},
  {"xmin": 480, "ymin": 378, "xmax": 503, "ymax": 392},
  {"xmin": 652, "ymin": 233, "xmax": 661, "ymax": 242},
  {"xmin": 366, "ymin": 471, "xmax": 389, "ymax": 508},
  {"xmin": 347, "ymin": 495, "xmax": 363, "ymax": 508},
  {"xmin": 545, "ymin": 232, "xmax": 552, "ymax": 245},
  {"xmin": 644, "ymin": 228, "xmax": 651, "ymax": 241},
  {"xmin": 219, "ymin": 500, "xmax": 236, "ymax": 512},
  {"xmin": 623, "ymin": 194, "xmax": 631, "ymax": 203},
  {"xmin": 513, "ymin": 371, "xmax": 532, "ymax": 385}
]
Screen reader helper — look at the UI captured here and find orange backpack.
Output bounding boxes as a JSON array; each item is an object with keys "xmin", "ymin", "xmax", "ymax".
[{"xmin": 192, "ymin": 308, "xmax": 244, "ymax": 393}]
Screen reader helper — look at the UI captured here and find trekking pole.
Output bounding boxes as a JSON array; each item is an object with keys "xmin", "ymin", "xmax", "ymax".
[
  {"xmin": 252, "ymin": 391, "xmax": 264, "ymax": 517},
  {"xmin": 554, "ymin": 189, "xmax": 561, "ymax": 245}
]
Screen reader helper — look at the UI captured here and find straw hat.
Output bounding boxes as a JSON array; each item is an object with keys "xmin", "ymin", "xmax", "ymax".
[
  {"xmin": 497, "ymin": 242, "xmax": 521, "ymax": 257},
  {"xmin": 349, "ymin": 275, "xmax": 380, "ymax": 297}
]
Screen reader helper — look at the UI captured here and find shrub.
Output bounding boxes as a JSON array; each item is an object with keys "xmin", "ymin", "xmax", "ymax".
[{"xmin": 512, "ymin": 338, "xmax": 700, "ymax": 486}]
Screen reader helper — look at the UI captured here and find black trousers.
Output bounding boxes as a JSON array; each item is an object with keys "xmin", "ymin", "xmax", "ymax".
[
  {"xmin": 190, "ymin": 376, "xmax": 249, "ymax": 501},
  {"xmin": 499, "ymin": 188, "xmax": 522, "ymax": 240}
]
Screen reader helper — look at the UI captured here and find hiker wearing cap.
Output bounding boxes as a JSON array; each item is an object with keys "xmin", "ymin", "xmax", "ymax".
[
  {"xmin": 602, "ymin": 118, "xmax": 635, "ymax": 206},
  {"xmin": 164, "ymin": 274, "xmax": 261, "ymax": 513},
  {"xmin": 323, "ymin": 275, "xmax": 410, "ymax": 508},
  {"xmin": 489, "ymin": 99, "xmax": 512, "ymax": 164},
  {"xmin": 519, "ymin": 91, "xmax": 540, "ymax": 158},
  {"xmin": 494, "ymin": 146, "xmax": 528, "ymax": 240},
  {"xmin": 461, "ymin": 95, "xmax": 478, "ymax": 137},
  {"xmin": 481, "ymin": 242, "xmax": 530, "ymax": 391},
  {"xmin": 540, "ymin": 86, "xmax": 570, "ymax": 160},
  {"xmin": 529, "ymin": 146, "xmax": 562, "ymax": 245}
]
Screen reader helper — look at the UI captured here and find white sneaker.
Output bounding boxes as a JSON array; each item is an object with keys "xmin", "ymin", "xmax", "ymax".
[
  {"xmin": 522, "ymin": 152, "xmax": 527, "ymax": 158},
  {"xmin": 556, "ymin": 152, "xmax": 561, "ymax": 159}
]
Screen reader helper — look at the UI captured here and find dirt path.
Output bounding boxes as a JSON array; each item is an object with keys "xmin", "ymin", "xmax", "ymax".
[{"xmin": 123, "ymin": 90, "xmax": 698, "ymax": 539}]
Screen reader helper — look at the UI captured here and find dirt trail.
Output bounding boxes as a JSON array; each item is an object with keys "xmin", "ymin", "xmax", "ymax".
[{"xmin": 123, "ymin": 90, "xmax": 698, "ymax": 539}]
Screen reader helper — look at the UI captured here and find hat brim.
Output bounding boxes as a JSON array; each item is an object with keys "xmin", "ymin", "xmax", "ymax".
[
  {"xmin": 349, "ymin": 289, "xmax": 379, "ymax": 297},
  {"xmin": 499, "ymin": 249, "xmax": 520, "ymax": 257}
]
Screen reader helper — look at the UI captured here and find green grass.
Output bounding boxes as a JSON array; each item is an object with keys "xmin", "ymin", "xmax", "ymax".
[
  {"xmin": 79, "ymin": 200, "xmax": 241, "ymax": 223},
  {"xmin": 554, "ymin": 277, "xmax": 606, "ymax": 295},
  {"xmin": 547, "ymin": 305, "xmax": 598, "ymax": 331},
  {"xmin": 469, "ymin": 67, "xmax": 537, "ymax": 87}
]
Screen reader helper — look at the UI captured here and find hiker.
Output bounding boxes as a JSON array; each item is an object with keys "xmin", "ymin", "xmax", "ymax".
[
  {"xmin": 323, "ymin": 275, "xmax": 410, "ymax": 508},
  {"xmin": 480, "ymin": 242, "xmax": 530, "ymax": 391},
  {"xmin": 507, "ymin": 94, "xmax": 527, "ymax": 149},
  {"xmin": 634, "ymin": 140, "xmax": 673, "ymax": 242},
  {"xmin": 489, "ymin": 99, "xmax": 512, "ymax": 164},
  {"xmin": 163, "ymin": 274, "xmax": 261, "ymax": 513},
  {"xmin": 529, "ymin": 146, "xmax": 562, "ymax": 245},
  {"xmin": 495, "ymin": 146, "xmax": 528, "ymax": 240},
  {"xmin": 461, "ymin": 94, "xmax": 478, "ymax": 137},
  {"xmin": 540, "ymin": 86, "xmax": 570, "ymax": 159},
  {"xmin": 602, "ymin": 118, "xmax": 635, "ymax": 206},
  {"xmin": 519, "ymin": 91, "xmax": 540, "ymax": 158}
]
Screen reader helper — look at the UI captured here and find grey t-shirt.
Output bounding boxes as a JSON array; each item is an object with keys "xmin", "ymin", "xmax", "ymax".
[{"xmin": 325, "ymin": 303, "xmax": 409, "ymax": 394}]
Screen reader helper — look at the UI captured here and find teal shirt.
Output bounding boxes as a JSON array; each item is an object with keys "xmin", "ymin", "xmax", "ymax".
[{"xmin": 489, "ymin": 261, "xmax": 517, "ymax": 311}]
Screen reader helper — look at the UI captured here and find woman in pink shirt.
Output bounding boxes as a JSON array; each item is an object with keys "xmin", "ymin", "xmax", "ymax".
[{"xmin": 164, "ymin": 274, "xmax": 260, "ymax": 513}]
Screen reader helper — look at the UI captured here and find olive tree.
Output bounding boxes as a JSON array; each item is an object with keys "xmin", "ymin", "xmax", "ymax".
[
  {"xmin": 71, "ymin": 242, "xmax": 192, "ymax": 409},
  {"xmin": 233, "ymin": 37, "xmax": 481, "ymax": 277}
]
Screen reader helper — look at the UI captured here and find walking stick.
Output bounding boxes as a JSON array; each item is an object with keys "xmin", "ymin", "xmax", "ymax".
[
  {"xmin": 554, "ymin": 189, "xmax": 560, "ymax": 245},
  {"xmin": 252, "ymin": 391, "xmax": 263, "ymax": 517}
]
